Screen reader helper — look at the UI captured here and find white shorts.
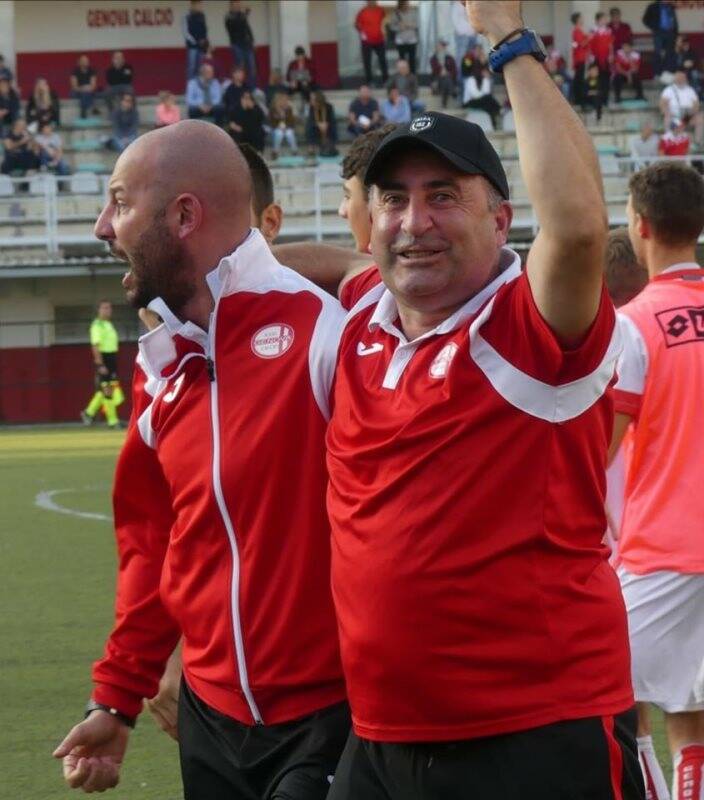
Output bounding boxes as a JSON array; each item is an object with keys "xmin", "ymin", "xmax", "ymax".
[{"xmin": 619, "ymin": 568, "xmax": 704, "ymax": 713}]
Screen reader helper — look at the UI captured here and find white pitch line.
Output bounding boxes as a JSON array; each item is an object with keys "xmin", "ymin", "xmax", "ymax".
[{"xmin": 35, "ymin": 488, "xmax": 112, "ymax": 523}]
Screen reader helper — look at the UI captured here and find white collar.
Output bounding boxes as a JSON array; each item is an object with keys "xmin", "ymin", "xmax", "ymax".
[
  {"xmin": 140, "ymin": 228, "xmax": 282, "ymax": 374},
  {"xmin": 368, "ymin": 246, "xmax": 522, "ymax": 343},
  {"xmin": 660, "ymin": 262, "xmax": 701, "ymax": 275}
]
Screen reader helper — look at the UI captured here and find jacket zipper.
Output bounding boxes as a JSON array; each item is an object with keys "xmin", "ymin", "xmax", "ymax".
[{"xmin": 207, "ymin": 309, "xmax": 263, "ymax": 724}]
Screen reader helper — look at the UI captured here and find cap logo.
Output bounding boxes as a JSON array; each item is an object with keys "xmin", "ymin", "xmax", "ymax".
[{"xmin": 410, "ymin": 115, "xmax": 436, "ymax": 134}]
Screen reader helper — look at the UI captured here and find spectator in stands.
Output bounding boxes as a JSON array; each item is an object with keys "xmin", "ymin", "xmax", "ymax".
[
  {"xmin": 183, "ymin": 0, "xmax": 208, "ymax": 80},
  {"xmin": 613, "ymin": 41, "xmax": 644, "ymax": 103},
  {"xmin": 609, "ymin": 7, "xmax": 633, "ymax": 51},
  {"xmin": 390, "ymin": 0, "xmax": 419, "ymax": 75},
  {"xmin": 0, "ymin": 77, "xmax": 19, "ymax": 137},
  {"xmin": 643, "ymin": 0, "xmax": 678, "ymax": 76},
  {"xmin": 339, "ymin": 123, "xmax": 396, "ymax": 253},
  {"xmin": 585, "ymin": 62, "xmax": 604, "ymax": 122},
  {"xmin": 629, "ymin": 121, "xmax": 660, "ymax": 163},
  {"xmin": 570, "ymin": 12, "xmax": 590, "ymax": 107},
  {"xmin": 348, "ymin": 84, "xmax": 380, "ymax": 136},
  {"xmin": 70, "ymin": 55, "xmax": 98, "ymax": 119},
  {"xmin": 25, "ymin": 77, "xmax": 60, "ymax": 132},
  {"xmin": 0, "ymin": 54, "xmax": 13, "ymax": 84},
  {"xmin": 266, "ymin": 67, "xmax": 288, "ymax": 105},
  {"xmin": 546, "ymin": 48, "xmax": 571, "ymax": 100},
  {"xmin": 223, "ymin": 66, "xmax": 247, "ymax": 115},
  {"xmin": 306, "ymin": 89, "xmax": 338, "ymax": 156},
  {"xmin": 35, "ymin": 121, "xmax": 70, "ymax": 175},
  {"xmin": 269, "ymin": 91, "xmax": 298, "ymax": 157},
  {"xmin": 155, "ymin": 91, "xmax": 181, "ymax": 127},
  {"xmin": 660, "ymin": 70, "xmax": 703, "ymax": 147},
  {"xmin": 381, "ymin": 85, "xmax": 411, "ymax": 125},
  {"xmin": 287, "ymin": 46, "xmax": 315, "ymax": 110},
  {"xmin": 224, "ymin": 1, "xmax": 256, "ymax": 88},
  {"xmin": 105, "ymin": 51, "xmax": 134, "ymax": 112},
  {"xmin": 227, "ymin": 89, "xmax": 266, "ymax": 152},
  {"xmin": 355, "ymin": 0, "xmax": 388, "ymax": 86},
  {"xmin": 451, "ymin": 0, "xmax": 476, "ymax": 81},
  {"xmin": 430, "ymin": 39, "xmax": 457, "ymax": 109},
  {"xmin": 659, "ymin": 115, "xmax": 691, "ymax": 156},
  {"xmin": 187, "ymin": 63, "xmax": 225, "ymax": 125},
  {"xmin": 107, "ymin": 93, "xmax": 139, "ymax": 153},
  {"xmin": 590, "ymin": 12, "xmax": 614, "ymax": 107},
  {"xmin": 674, "ymin": 35, "xmax": 698, "ymax": 84},
  {"xmin": 388, "ymin": 59, "xmax": 424, "ymax": 114},
  {"xmin": 463, "ymin": 65, "xmax": 501, "ymax": 129},
  {"xmin": 1, "ymin": 118, "xmax": 40, "ymax": 175}
]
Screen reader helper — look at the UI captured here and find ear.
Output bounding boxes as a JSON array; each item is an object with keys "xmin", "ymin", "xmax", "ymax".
[
  {"xmin": 494, "ymin": 201, "xmax": 513, "ymax": 248},
  {"xmin": 636, "ymin": 212, "xmax": 650, "ymax": 241},
  {"xmin": 172, "ymin": 193, "xmax": 203, "ymax": 240},
  {"xmin": 259, "ymin": 203, "xmax": 283, "ymax": 243}
]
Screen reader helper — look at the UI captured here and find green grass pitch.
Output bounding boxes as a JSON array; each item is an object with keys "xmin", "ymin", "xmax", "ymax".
[{"xmin": 0, "ymin": 426, "xmax": 672, "ymax": 798}]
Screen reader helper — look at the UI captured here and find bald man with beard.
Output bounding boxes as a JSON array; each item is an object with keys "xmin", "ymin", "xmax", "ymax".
[{"xmin": 52, "ymin": 120, "xmax": 350, "ymax": 799}]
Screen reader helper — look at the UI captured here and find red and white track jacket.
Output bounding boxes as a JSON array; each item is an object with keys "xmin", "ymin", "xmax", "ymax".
[{"xmin": 92, "ymin": 229, "xmax": 347, "ymax": 725}]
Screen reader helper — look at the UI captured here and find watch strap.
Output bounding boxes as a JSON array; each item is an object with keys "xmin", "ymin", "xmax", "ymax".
[{"xmin": 85, "ymin": 699, "xmax": 137, "ymax": 729}]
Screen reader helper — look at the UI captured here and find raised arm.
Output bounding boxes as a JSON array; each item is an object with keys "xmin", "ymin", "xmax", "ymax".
[{"xmin": 469, "ymin": 1, "xmax": 607, "ymax": 342}]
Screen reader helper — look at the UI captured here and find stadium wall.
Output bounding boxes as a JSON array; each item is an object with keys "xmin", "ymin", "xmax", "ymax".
[{"xmin": 0, "ymin": 343, "xmax": 137, "ymax": 423}]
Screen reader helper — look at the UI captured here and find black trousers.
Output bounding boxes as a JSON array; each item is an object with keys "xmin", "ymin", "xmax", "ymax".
[
  {"xmin": 613, "ymin": 74, "xmax": 644, "ymax": 103},
  {"xmin": 397, "ymin": 43, "xmax": 417, "ymax": 74},
  {"xmin": 327, "ymin": 708, "xmax": 644, "ymax": 800},
  {"xmin": 178, "ymin": 679, "xmax": 351, "ymax": 800},
  {"xmin": 361, "ymin": 42, "xmax": 388, "ymax": 84},
  {"xmin": 572, "ymin": 63, "xmax": 586, "ymax": 106}
]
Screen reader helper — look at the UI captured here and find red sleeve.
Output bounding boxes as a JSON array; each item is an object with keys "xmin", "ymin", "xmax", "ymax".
[
  {"xmin": 91, "ymin": 374, "xmax": 179, "ymax": 719},
  {"xmin": 479, "ymin": 272, "xmax": 616, "ymax": 386},
  {"xmin": 339, "ymin": 264, "xmax": 381, "ymax": 310},
  {"xmin": 614, "ymin": 389, "xmax": 642, "ymax": 417}
]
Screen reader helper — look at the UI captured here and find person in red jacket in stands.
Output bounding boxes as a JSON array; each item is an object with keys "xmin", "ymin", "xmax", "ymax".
[
  {"xmin": 659, "ymin": 115, "xmax": 691, "ymax": 155},
  {"xmin": 355, "ymin": 0, "xmax": 388, "ymax": 86},
  {"xmin": 609, "ymin": 7, "xmax": 633, "ymax": 52},
  {"xmin": 571, "ymin": 12, "xmax": 590, "ymax": 107},
  {"xmin": 591, "ymin": 11, "xmax": 614, "ymax": 108}
]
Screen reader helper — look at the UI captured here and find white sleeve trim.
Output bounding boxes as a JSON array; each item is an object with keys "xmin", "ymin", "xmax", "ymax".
[
  {"xmin": 468, "ymin": 298, "xmax": 622, "ymax": 423},
  {"xmin": 614, "ymin": 313, "xmax": 648, "ymax": 396},
  {"xmin": 307, "ymin": 292, "xmax": 346, "ymax": 422}
]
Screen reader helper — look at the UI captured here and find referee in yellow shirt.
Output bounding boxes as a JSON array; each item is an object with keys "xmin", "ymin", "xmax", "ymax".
[{"xmin": 80, "ymin": 299, "xmax": 125, "ymax": 428}]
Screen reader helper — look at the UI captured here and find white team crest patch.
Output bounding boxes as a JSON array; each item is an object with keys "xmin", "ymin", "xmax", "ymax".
[
  {"xmin": 251, "ymin": 324, "xmax": 295, "ymax": 359},
  {"xmin": 429, "ymin": 342, "xmax": 459, "ymax": 378},
  {"xmin": 410, "ymin": 114, "xmax": 435, "ymax": 133}
]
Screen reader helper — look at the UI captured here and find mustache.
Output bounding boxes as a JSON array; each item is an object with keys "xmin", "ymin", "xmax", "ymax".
[{"xmin": 108, "ymin": 243, "xmax": 129, "ymax": 262}]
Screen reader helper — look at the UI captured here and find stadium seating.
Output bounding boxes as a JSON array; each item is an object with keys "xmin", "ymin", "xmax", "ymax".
[{"xmin": 1, "ymin": 79, "xmax": 702, "ymax": 263}]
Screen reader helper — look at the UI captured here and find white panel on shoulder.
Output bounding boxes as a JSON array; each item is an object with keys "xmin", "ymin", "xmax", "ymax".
[
  {"xmin": 137, "ymin": 402, "xmax": 157, "ymax": 449},
  {"xmin": 469, "ymin": 298, "xmax": 622, "ymax": 423},
  {"xmin": 135, "ymin": 351, "xmax": 165, "ymax": 399},
  {"xmin": 614, "ymin": 313, "xmax": 648, "ymax": 396},
  {"xmin": 307, "ymin": 291, "xmax": 346, "ymax": 421}
]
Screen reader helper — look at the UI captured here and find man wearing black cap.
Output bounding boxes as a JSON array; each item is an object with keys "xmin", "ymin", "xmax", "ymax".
[{"xmin": 325, "ymin": 1, "xmax": 643, "ymax": 798}]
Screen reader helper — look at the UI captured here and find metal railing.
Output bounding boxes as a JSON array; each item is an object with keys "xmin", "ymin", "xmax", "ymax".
[{"xmin": 1, "ymin": 155, "xmax": 702, "ymax": 254}]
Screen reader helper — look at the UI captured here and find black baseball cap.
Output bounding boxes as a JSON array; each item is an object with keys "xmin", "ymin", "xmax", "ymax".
[{"xmin": 364, "ymin": 112, "xmax": 509, "ymax": 200}]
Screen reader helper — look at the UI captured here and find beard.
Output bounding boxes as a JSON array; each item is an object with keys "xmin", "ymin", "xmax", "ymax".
[{"xmin": 117, "ymin": 210, "xmax": 196, "ymax": 317}]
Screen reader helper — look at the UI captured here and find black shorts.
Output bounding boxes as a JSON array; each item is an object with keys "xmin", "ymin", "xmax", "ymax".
[
  {"xmin": 327, "ymin": 708, "xmax": 644, "ymax": 800},
  {"xmin": 178, "ymin": 678, "xmax": 351, "ymax": 800},
  {"xmin": 94, "ymin": 352, "xmax": 118, "ymax": 388}
]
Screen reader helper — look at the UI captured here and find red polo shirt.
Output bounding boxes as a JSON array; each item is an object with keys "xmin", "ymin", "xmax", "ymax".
[{"xmin": 327, "ymin": 253, "xmax": 633, "ymax": 742}]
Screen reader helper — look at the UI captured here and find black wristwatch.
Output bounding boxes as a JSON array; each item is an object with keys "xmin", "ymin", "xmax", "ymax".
[{"xmin": 84, "ymin": 699, "xmax": 136, "ymax": 729}]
